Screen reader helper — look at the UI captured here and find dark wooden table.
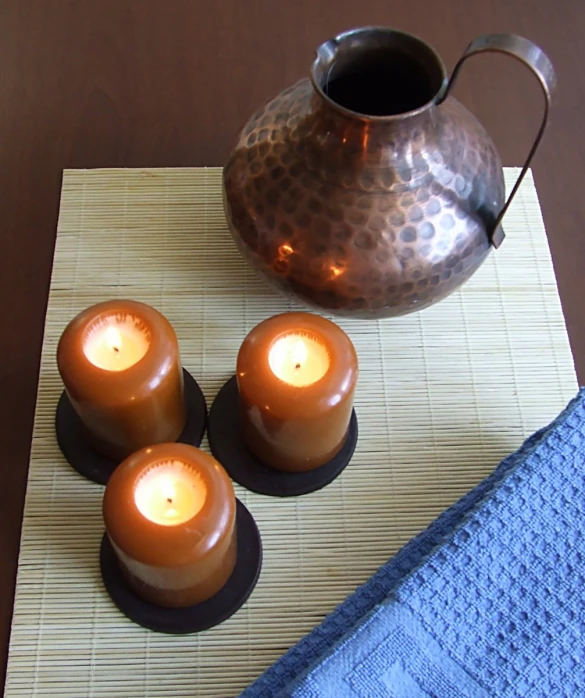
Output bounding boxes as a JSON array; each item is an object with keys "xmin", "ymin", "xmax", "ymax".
[{"xmin": 1, "ymin": 0, "xmax": 584, "ymax": 690}]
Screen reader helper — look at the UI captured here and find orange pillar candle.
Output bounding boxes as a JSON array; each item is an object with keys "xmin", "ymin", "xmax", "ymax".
[
  {"xmin": 237, "ymin": 312, "xmax": 358, "ymax": 472},
  {"xmin": 103, "ymin": 443, "xmax": 237, "ymax": 608},
  {"xmin": 57, "ymin": 300, "xmax": 186, "ymax": 461}
]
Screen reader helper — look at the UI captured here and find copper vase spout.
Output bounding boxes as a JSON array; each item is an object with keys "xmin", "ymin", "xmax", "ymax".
[{"xmin": 223, "ymin": 27, "xmax": 556, "ymax": 318}]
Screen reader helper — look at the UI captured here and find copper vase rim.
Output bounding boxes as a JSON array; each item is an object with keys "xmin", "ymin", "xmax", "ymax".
[{"xmin": 310, "ymin": 25, "xmax": 449, "ymax": 123}]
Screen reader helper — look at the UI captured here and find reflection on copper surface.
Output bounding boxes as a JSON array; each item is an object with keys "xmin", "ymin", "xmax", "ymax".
[{"xmin": 224, "ymin": 28, "xmax": 555, "ymax": 318}]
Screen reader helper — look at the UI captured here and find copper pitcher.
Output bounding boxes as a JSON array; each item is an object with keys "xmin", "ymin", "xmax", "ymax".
[{"xmin": 223, "ymin": 28, "xmax": 556, "ymax": 318}]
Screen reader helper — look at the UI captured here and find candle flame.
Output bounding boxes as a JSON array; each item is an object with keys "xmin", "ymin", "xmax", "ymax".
[
  {"xmin": 268, "ymin": 334, "xmax": 330, "ymax": 387},
  {"xmin": 292, "ymin": 339, "xmax": 307, "ymax": 369},
  {"xmin": 160, "ymin": 477, "xmax": 176, "ymax": 503},
  {"xmin": 134, "ymin": 462, "xmax": 206, "ymax": 526},
  {"xmin": 105, "ymin": 326, "xmax": 122, "ymax": 352}
]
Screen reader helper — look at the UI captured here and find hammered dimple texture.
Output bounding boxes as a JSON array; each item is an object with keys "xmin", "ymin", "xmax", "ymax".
[{"xmin": 224, "ymin": 79, "xmax": 505, "ymax": 318}]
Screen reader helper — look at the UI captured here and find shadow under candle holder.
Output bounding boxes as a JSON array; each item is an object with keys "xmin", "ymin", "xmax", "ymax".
[
  {"xmin": 100, "ymin": 499, "xmax": 262, "ymax": 634},
  {"xmin": 208, "ymin": 375, "xmax": 358, "ymax": 497},
  {"xmin": 55, "ymin": 368, "xmax": 207, "ymax": 485}
]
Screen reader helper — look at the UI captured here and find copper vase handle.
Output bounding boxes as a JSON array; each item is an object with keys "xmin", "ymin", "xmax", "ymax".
[{"xmin": 437, "ymin": 34, "xmax": 557, "ymax": 248}]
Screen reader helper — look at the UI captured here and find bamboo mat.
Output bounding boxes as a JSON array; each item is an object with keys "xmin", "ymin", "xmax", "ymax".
[{"xmin": 4, "ymin": 168, "xmax": 577, "ymax": 698}]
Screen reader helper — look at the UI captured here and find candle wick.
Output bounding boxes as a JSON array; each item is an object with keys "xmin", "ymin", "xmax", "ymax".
[
  {"xmin": 295, "ymin": 363, "xmax": 301, "ymax": 369},
  {"xmin": 113, "ymin": 346, "xmax": 119, "ymax": 353},
  {"xmin": 167, "ymin": 498, "xmax": 172, "ymax": 504}
]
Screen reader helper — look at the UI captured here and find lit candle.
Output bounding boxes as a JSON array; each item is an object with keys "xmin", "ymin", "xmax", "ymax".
[
  {"xmin": 134, "ymin": 461, "xmax": 206, "ymax": 526},
  {"xmin": 103, "ymin": 443, "xmax": 237, "ymax": 608},
  {"xmin": 57, "ymin": 300, "xmax": 186, "ymax": 461},
  {"xmin": 237, "ymin": 312, "xmax": 358, "ymax": 472},
  {"xmin": 268, "ymin": 334, "xmax": 330, "ymax": 387},
  {"xmin": 84, "ymin": 321, "xmax": 149, "ymax": 372}
]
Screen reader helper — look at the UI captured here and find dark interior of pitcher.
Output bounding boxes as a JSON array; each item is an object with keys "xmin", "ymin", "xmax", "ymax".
[{"xmin": 316, "ymin": 29, "xmax": 446, "ymax": 117}]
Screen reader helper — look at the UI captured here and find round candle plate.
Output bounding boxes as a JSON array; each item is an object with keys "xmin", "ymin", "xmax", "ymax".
[
  {"xmin": 55, "ymin": 368, "xmax": 207, "ymax": 486},
  {"xmin": 207, "ymin": 376, "xmax": 358, "ymax": 497},
  {"xmin": 100, "ymin": 499, "xmax": 262, "ymax": 634}
]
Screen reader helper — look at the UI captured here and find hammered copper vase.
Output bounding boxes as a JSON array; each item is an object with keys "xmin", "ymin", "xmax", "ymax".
[{"xmin": 223, "ymin": 28, "xmax": 556, "ymax": 318}]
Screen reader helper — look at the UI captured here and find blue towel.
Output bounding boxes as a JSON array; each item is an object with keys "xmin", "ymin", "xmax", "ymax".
[{"xmin": 242, "ymin": 389, "xmax": 585, "ymax": 698}]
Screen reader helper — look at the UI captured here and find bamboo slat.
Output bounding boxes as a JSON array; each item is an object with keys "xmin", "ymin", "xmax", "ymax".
[{"xmin": 4, "ymin": 168, "xmax": 577, "ymax": 697}]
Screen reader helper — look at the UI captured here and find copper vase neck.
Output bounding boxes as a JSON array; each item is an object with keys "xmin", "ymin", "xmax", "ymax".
[
  {"xmin": 310, "ymin": 26, "xmax": 448, "ymax": 123},
  {"xmin": 307, "ymin": 92, "xmax": 440, "ymax": 155}
]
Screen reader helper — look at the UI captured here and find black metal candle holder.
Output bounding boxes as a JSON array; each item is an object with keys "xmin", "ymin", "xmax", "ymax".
[
  {"xmin": 100, "ymin": 499, "xmax": 262, "ymax": 634},
  {"xmin": 207, "ymin": 376, "xmax": 358, "ymax": 497},
  {"xmin": 55, "ymin": 368, "xmax": 207, "ymax": 485}
]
